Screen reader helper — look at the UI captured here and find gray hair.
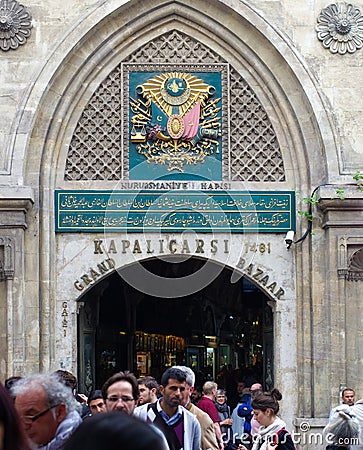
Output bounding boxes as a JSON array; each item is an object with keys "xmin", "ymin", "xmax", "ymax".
[
  {"xmin": 324, "ymin": 405, "xmax": 360, "ymax": 448},
  {"xmin": 203, "ymin": 381, "xmax": 218, "ymax": 395},
  {"xmin": 11, "ymin": 373, "xmax": 80, "ymax": 414},
  {"xmin": 217, "ymin": 389, "xmax": 227, "ymax": 400},
  {"xmin": 172, "ymin": 366, "xmax": 195, "ymax": 387}
]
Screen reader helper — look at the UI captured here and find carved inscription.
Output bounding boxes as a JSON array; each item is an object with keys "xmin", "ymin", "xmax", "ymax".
[
  {"xmin": 72, "ymin": 239, "xmax": 284, "ymax": 298},
  {"xmin": 61, "ymin": 301, "xmax": 68, "ymax": 336},
  {"xmin": 236, "ymin": 257, "xmax": 285, "ymax": 300}
]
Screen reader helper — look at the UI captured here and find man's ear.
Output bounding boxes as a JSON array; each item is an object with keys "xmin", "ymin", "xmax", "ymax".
[
  {"xmin": 190, "ymin": 386, "xmax": 195, "ymax": 394},
  {"xmin": 159, "ymin": 385, "xmax": 164, "ymax": 396},
  {"xmin": 151, "ymin": 387, "xmax": 157, "ymax": 395},
  {"xmin": 55, "ymin": 403, "xmax": 67, "ymax": 423}
]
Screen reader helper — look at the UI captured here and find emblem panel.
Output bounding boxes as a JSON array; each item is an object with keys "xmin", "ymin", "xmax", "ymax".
[{"xmin": 123, "ymin": 64, "xmax": 228, "ymax": 180}]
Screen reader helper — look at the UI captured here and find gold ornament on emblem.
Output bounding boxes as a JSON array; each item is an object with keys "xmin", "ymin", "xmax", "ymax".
[{"xmin": 167, "ymin": 115, "xmax": 185, "ymax": 139}]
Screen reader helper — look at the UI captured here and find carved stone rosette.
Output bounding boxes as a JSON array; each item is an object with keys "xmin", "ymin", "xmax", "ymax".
[
  {"xmin": 316, "ymin": 2, "xmax": 363, "ymax": 54},
  {"xmin": 0, "ymin": 0, "xmax": 32, "ymax": 51}
]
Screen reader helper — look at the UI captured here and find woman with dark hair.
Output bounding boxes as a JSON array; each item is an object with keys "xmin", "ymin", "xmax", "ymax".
[
  {"xmin": 0, "ymin": 382, "xmax": 31, "ymax": 450},
  {"xmin": 64, "ymin": 411, "xmax": 168, "ymax": 450},
  {"xmin": 239, "ymin": 389, "xmax": 295, "ymax": 450}
]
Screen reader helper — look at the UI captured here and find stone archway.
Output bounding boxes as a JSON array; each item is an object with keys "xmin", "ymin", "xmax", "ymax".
[
  {"xmin": 15, "ymin": 0, "xmax": 328, "ymax": 373},
  {"xmin": 77, "ymin": 255, "xmax": 274, "ymax": 399},
  {"xmin": 5, "ymin": 0, "xmax": 339, "ymax": 430}
]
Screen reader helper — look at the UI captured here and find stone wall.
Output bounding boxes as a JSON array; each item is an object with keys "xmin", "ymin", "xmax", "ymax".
[
  {"xmin": 1, "ymin": 0, "xmax": 362, "ymax": 181},
  {"xmin": 0, "ymin": 1, "xmax": 363, "ymax": 447}
]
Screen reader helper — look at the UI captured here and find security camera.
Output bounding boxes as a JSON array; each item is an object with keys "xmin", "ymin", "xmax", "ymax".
[{"xmin": 285, "ymin": 230, "xmax": 295, "ymax": 250}]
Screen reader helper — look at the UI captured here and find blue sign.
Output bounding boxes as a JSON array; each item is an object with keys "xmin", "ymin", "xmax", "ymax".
[{"xmin": 55, "ymin": 190, "xmax": 295, "ymax": 233}]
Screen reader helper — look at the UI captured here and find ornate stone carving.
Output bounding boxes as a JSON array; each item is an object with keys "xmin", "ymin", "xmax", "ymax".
[
  {"xmin": 0, "ymin": 0, "xmax": 32, "ymax": 51},
  {"xmin": 65, "ymin": 30, "xmax": 285, "ymax": 182},
  {"xmin": 346, "ymin": 247, "xmax": 363, "ymax": 280},
  {"xmin": 229, "ymin": 67, "xmax": 285, "ymax": 182},
  {"xmin": 0, "ymin": 236, "xmax": 15, "ymax": 281},
  {"xmin": 338, "ymin": 237, "xmax": 363, "ymax": 281},
  {"xmin": 85, "ymin": 359, "xmax": 93, "ymax": 393},
  {"xmin": 316, "ymin": 2, "xmax": 363, "ymax": 54},
  {"xmin": 65, "ymin": 67, "xmax": 122, "ymax": 181}
]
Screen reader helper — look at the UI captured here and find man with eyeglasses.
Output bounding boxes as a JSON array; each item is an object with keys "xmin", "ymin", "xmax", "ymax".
[
  {"xmin": 101, "ymin": 370, "xmax": 139, "ymax": 415},
  {"xmin": 12, "ymin": 373, "xmax": 82, "ymax": 450},
  {"xmin": 101, "ymin": 371, "xmax": 171, "ymax": 449}
]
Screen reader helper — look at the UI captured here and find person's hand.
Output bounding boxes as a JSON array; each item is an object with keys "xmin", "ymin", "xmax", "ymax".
[
  {"xmin": 220, "ymin": 418, "xmax": 233, "ymax": 426},
  {"xmin": 76, "ymin": 393, "xmax": 88, "ymax": 404}
]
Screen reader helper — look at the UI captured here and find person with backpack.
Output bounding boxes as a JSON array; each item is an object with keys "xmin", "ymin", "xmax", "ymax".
[
  {"xmin": 134, "ymin": 367, "xmax": 201, "ymax": 450},
  {"xmin": 236, "ymin": 388, "xmax": 254, "ymax": 448}
]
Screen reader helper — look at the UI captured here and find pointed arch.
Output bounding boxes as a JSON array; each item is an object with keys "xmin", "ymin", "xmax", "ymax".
[
  {"xmin": 64, "ymin": 30, "xmax": 286, "ymax": 183},
  {"xmin": 13, "ymin": 0, "xmax": 336, "ymax": 192},
  {"xmin": 8, "ymin": 1, "xmax": 326, "ymax": 417}
]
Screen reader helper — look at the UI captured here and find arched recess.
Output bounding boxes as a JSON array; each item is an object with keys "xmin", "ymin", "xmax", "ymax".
[
  {"xmin": 76, "ymin": 256, "xmax": 276, "ymax": 399},
  {"xmin": 20, "ymin": 0, "xmax": 336, "ymax": 190},
  {"xmin": 12, "ymin": 0, "xmax": 336, "ymax": 418}
]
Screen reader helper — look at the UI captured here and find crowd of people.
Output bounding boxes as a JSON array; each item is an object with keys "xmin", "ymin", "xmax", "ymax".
[{"xmin": 0, "ymin": 366, "xmax": 360, "ymax": 450}]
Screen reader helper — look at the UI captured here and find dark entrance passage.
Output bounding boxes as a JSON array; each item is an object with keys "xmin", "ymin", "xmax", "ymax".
[{"xmin": 77, "ymin": 257, "xmax": 273, "ymax": 398}]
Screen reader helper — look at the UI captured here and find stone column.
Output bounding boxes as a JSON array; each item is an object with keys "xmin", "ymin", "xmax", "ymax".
[
  {"xmin": 0, "ymin": 188, "xmax": 34, "ymax": 380},
  {"xmin": 317, "ymin": 186, "xmax": 363, "ymax": 410},
  {"xmin": 293, "ymin": 185, "xmax": 363, "ymax": 449}
]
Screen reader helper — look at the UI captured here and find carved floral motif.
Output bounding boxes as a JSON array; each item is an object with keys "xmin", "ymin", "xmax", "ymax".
[
  {"xmin": 0, "ymin": 0, "xmax": 32, "ymax": 51},
  {"xmin": 316, "ymin": 2, "xmax": 363, "ymax": 54}
]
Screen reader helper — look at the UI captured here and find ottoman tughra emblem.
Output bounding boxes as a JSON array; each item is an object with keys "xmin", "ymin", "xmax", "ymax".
[{"xmin": 130, "ymin": 72, "xmax": 222, "ymax": 172}]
